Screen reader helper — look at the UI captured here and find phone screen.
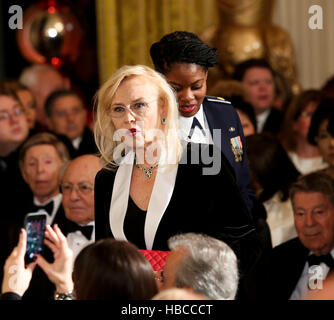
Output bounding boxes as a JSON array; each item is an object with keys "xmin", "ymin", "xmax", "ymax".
[{"xmin": 24, "ymin": 213, "xmax": 47, "ymax": 264}]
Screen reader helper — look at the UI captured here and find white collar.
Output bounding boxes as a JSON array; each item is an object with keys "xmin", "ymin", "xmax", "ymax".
[
  {"xmin": 178, "ymin": 105, "xmax": 212, "ymax": 144},
  {"xmin": 256, "ymin": 109, "xmax": 271, "ymax": 133},
  {"xmin": 72, "ymin": 135, "xmax": 82, "ymax": 150},
  {"xmin": 108, "ymin": 150, "xmax": 178, "ymax": 249}
]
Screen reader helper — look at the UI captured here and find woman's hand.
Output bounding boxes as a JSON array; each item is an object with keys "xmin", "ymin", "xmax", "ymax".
[
  {"xmin": 35, "ymin": 224, "xmax": 74, "ymax": 293},
  {"xmin": 1, "ymin": 229, "xmax": 36, "ymax": 296}
]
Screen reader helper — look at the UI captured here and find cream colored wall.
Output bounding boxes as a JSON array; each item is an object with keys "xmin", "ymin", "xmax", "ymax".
[{"xmin": 272, "ymin": 0, "xmax": 334, "ymax": 90}]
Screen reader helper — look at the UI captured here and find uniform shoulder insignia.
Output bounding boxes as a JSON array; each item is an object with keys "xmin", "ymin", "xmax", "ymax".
[{"xmin": 205, "ymin": 96, "xmax": 231, "ymax": 104}]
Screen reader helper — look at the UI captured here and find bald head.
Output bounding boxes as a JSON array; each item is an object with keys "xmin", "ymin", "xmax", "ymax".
[
  {"xmin": 20, "ymin": 64, "xmax": 70, "ymax": 125},
  {"xmin": 61, "ymin": 155, "xmax": 102, "ymax": 225}
]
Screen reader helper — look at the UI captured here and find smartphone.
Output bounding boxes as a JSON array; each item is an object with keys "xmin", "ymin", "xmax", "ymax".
[{"xmin": 24, "ymin": 212, "xmax": 47, "ymax": 264}]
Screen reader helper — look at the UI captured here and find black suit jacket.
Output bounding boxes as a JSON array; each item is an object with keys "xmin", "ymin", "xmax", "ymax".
[
  {"xmin": 202, "ymin": 96, "xmax": 254, "ymax": 213},
  {"xmin": 262, "ymin": 108, "xmax": 283, "ymax": 134},
  {"xmin": 256, "ymin": 237, "xmax": 310, "ymax": 299},
  {"xmin": 95, "ymin": 143, "xmax": 262, "ymax": 277}
]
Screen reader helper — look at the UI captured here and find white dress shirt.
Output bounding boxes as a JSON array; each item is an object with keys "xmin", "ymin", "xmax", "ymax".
[
  {"xmin": 72, "ymin": 135, "xmax": 82, "ymax": 150},
  {"xmin": 288, "ymin": 151, "xmax": 328, "ymax": 175},
  {"xmin": 33, "ymin": 193, "xmax": 62, "ymax": 226},
  {"xmin": 66, "ymin": 221, "xmax": 95, "ymax": 263},
  {"xmin": 256, "ymin": 109, "xmax": 270, "ymax": 133},
  {"xmin": 289, "ymin": 248, "xmax": 334, "ymax": 300},
  {"xmin": 178, "ymin": 106, "xmax": 213, "ymax": 145}
]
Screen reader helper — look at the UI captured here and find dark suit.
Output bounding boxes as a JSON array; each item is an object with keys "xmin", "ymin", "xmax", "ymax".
[
  {"xmin": 95, "ymin": 143, "xmax": 262, "ymax": 278},
  {"xmin": 49, "ymin": 126, "xmax": 98, "ymax": 159},
  {"xmin": 202, "ymin": 96, "xmax": 254, "ymax": 213},
  {"xmin": 74, "ymin": 126, "xmax": 99, "ymax": 157},
  {"xmin": 256, "ymin": 237, "xmax": 310, "ymax": 299},
  {"xmin": 262, "ymin": 108, "xmax": 283, "ymax": 134},
  {"xmin": 22, "ymin": 201, "xmax": 71, "ymax": 300}
]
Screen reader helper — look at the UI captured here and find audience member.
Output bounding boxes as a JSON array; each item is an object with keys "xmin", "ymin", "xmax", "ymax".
[
  {"xmin": 0, "ymin": 83, "xmax": 32, "ymax": 290},
  {"xmin": 0, "ymin": 82, "xmax": 31, "ymax": 223},
  {"xmin": 150, "ymin": 30, "xmax": 255, "ymax": 213},
  {"xmin": 233, "ymin": 59, "xmax": 283, "ymax": 134},
  {"xmin": 19, "ymin": 64, "xmax": 70, "ymax": 127},
  {"xmin": 308, "ymin": 97, "xmax": 334, "ymax": 179},
  {"xmin": 94, "ymin": 64, "xmax": 259, "ymax": 282},
  {"xmin": 18, "ymin": 133, "xmax": 70, "ymax": 227},
  {"xmin": 280, "ymin": 89, "xmax": 326, "ymax": 174},
  {"xmin": 159, "ymin": 233, "xmax": 238, "ymax": 300},
  {"xmin": 246, "ymin": 133, "xmax": 300, "ymax": 247},
  {"xmin": 18, "ymin": 132, "xmax": 71, "ymax": 300},
  {"xmin": 60, "ymin": 154, "xmax": 102, "ymax": 261},
  {"xmin": 1, "ymin": 80, "xmax": 37, "ymax": 132},
  {"xmin": 257, "ymin": 172, "xmax": 334, "ymax": 300},
  {"xmin": 208, "ymin": 81, "xmax": 257, "ymax": 136},
  {"xmin": 45, "ymin": 90, "xmax": 98, "ymax": 157},
  {"xmin": 1, "ymin": 226, "xmax": 158, "ymax": 300}
]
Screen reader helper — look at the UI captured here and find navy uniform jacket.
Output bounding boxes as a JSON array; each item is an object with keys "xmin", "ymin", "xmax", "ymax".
[{"xmin": 202, "ymin": 96, "xmax": 255, "ymax": 213}]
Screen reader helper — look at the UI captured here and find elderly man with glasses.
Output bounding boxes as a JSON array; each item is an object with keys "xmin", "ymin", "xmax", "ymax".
[{"xmin": 60, "ymin": 154, "xmax": 102, "ymax": 261}]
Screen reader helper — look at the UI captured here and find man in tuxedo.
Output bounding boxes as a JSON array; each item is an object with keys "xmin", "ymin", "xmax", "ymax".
[
  {"xmin": 233, "ymin": 58, "xmax": 283, "ymax": 135},
  {"xmin": 60, "ymin": 154, "xmax": 101, "ymax": 262},
  {"xmin": 257, "ymin": 172, "xmax": 334, "ymax": 299},
  {"xmin": 18, "ymin": 132, "xmax": 71, "ymax": 299},
  {"xmin": 45, "ymin": 89, "xmax": 98, "ymax": 158},
  {"xmin": 159, "ymin": 233, "xmax": 239, "ymax": 300}
]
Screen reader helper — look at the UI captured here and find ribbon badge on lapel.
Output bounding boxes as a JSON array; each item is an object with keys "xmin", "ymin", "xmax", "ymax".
[{"xmin": 230, "ymin": 136, "xmax": 243, "ymax": 163}]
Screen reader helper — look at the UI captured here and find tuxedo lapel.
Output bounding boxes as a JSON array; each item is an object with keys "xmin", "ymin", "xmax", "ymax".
[
  {"xmin": 108, "ymin": 150, "xmax": 179, "ymax": 250},
  {"xmin": 145, "ymin": 164, "xmax": 178, "ymax": 250},
  {"xmin": 109, "ymin": 151, "xmax": 134, "ymax": 241}
]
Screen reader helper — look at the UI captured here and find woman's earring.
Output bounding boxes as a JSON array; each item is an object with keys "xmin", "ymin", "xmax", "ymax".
[{"xmin": 161, "ymin": 117, "xmax": 166, "ymax": 124}]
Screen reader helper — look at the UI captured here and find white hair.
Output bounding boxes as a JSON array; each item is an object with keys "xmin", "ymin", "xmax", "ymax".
[{"xmin": 168, "ymin": 233, "xmax": 239, "ymax": 300}]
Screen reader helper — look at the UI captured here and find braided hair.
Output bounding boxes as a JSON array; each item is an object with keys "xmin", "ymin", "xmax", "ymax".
[{"xmin": 150, "ymin": 31, "xmax": 218, "ymax": 74}]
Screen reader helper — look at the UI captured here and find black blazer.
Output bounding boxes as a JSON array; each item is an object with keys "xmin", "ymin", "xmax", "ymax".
[
  {"xmin": 95, "ymin": 143, "xmax": 261, "ymax": 276},
  {"xmin": 262, "ymin": 108, "xmax": 283, "ymax": 134},
  {"xmin": 203, "ymin": 96, "xmax": 254, "ymax": 213},
  {"xmin": 256, "ymin": 237, "xmax": 310, "ymax": 300}
]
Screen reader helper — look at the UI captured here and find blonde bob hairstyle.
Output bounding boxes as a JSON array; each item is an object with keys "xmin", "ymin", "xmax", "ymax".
[{"xmin": 94, "ymin": 65, "xmax": 183, "ymax": 168}]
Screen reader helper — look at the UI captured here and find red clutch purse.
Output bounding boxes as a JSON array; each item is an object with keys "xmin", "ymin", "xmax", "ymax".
[{"xmin": 139, "ymin": 250, "xmax": 170, "ymax": 271}]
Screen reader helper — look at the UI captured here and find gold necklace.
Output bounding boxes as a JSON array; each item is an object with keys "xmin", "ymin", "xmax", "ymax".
[{"xmin": 135, "ymin": 163, "xmax": 158, "ymax": 179}]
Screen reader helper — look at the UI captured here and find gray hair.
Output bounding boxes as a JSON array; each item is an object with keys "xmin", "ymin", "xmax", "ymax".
[{"xmin": 168, "ymin": 233, "xmax": 239, "ymax": 300}]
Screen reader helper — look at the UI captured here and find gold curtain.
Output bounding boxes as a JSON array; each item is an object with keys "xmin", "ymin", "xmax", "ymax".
[{"xmin": 96, "ymin": 0, "xmax": 218, "ymax": 84}]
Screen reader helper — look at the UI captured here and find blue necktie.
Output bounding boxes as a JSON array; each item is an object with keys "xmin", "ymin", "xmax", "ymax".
[{"xmin": 188, "ymin": 117, "xmax": 206, "ymax": 139}]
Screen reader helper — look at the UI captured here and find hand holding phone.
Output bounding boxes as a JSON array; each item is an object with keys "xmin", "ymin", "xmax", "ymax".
[
  {"xmin": 24, "ymin": 212, "xmax": 47, "ymax": 264},
  {"xmin": 1, "ymin": 229, "xmax": 37, "ymax": 296}
]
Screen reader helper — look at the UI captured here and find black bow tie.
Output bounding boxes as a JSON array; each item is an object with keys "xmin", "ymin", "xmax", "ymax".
[
  {"xmin": 307, "ymin": 254, "xmax": 334, "ymax": 268},
  {"xmin": 32, "ymin": 201, "xmax": 54, "ymax": 216},
  {"xmin": 67, "ymin": 221, "xmax": 93, "ymax": 240},
  {"xmin": 188, "ymin": 117, "xmax": 206, "ymax": 139}
]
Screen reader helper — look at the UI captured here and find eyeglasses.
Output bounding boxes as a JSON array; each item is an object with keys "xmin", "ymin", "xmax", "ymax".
[
  {"xmin": 109, "ymin": 101, "xmax": 152, "ymax": 118},
  {"xmin": 61, "ymin": 182, "xmax": 94, "ymax": 195},
  {"xmin": 0, "ymin": 106, "xmax": 25, "ymax": 121}
]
